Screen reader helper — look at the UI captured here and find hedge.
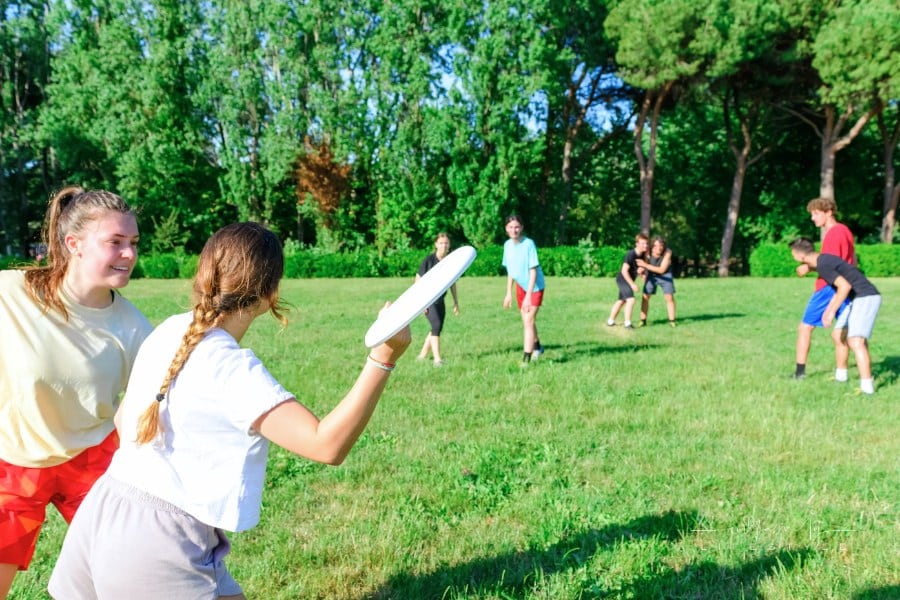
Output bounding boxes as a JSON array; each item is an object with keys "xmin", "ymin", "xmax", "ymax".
[
  {"xmin": 748, "ymin": 242, "xmax": 900, "ymax": 277},
  {"xmin": 4, "ymin": 243, "xmax": 896, "ymax": 279}
]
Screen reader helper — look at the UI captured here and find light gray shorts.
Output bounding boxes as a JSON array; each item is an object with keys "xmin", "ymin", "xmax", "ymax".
[
  {"xmin": 844, "ymin": 294, "xmax": 881, "ymax": 339},
  {"xmin": 49, "ymin": 475, "xmax": 242, "ymax": 599}
]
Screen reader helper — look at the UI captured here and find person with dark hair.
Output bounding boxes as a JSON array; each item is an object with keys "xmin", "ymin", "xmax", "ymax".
[
  {"xmin": 416, "ymin": 233, "xmax": 460, "ymax": 366},
  {"xmin": 0, "ymin": 186, "xmax": 151, "ymax": 598},
  {"xmin": 789, "ymin": 237, "xmax": 881, "ymax": 395},
  {"xmin": 637, "ymin": 237, "xmax": 676, "ymax": 327},
  {"xmin": 607, "ymin": 233, "xmax": 649, "ymax": 329},
  {"xmin": 50, "ymin": 222, "xmax": 411, "ymax": 599},
  {"xmin": 792, "ymin": 197, "xmax": 855, "ymax": 380},
  {"xmin": 502, "ymin": 215, "xmax": 545, "ymax": 367}
]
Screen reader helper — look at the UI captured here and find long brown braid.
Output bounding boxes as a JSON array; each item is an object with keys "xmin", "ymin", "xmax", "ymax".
[
  {"xmin": 134, "ymin": 222, "xmax": 286, "ymax": 445},
  {"xmin": 23, "ymin": 186, "xmax": 135, "ymax": 319}
]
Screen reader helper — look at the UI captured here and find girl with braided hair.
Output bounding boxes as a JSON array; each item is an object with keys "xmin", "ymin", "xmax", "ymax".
[
  {"xmin": 50, "ymin": 222, "xmax": 410, "ymax": 599},
  {"xmin": 0, "ymin": 186, "xmax": 150, "ymax": 598}
]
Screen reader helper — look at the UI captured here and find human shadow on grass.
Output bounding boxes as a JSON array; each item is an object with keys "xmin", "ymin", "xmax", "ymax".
[
  {"xmin": 852, "ymin": 584, "xmax": 900, "ymax": 599},
  {"xmin": 622, "ymin": 546, "xmax": 814, "ymax": 600},
  {"xmin": 872, "ymin": 355, "xmax": 900, "ymax": 388},
  {"xmin": 360, "ymin": 509, "xmax": 699, "ymax": 600}
]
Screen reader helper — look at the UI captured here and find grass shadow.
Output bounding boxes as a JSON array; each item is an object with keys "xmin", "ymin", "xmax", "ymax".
[
  {"xmin": 471, "ymin": 341, "xmax": 661, "ymax": 362},
  {"xmin": 852, "ymin": 585, "xmax": 900, "ymax": 599},
  {"xmin": 623, "ymin": 547, "xmax": 815, "ymax": 600},
  {"xmin": 675, "ymin": 312, "xmax": 746, "ymax": 324},
  {"xmin": 360, "ymin": 509, "xmax": 699, "ymax": 600},
  {"xmin": 547, "ymin": 341, "xmax": 663, "ymax": 364},
  {"xmin": 872, "ymin": 355, "xmax": 900, "ymax": 388}
]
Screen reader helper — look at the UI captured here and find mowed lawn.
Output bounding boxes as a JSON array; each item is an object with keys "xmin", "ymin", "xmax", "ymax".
[{"xmin": 13, "ymin": 276, "xmax": 899, "ymax": 600}]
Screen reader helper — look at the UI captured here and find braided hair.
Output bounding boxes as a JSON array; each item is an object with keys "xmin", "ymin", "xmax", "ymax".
[{"xmin": 135, "ymin": 222, "xmax": 286, "ymax": 444}]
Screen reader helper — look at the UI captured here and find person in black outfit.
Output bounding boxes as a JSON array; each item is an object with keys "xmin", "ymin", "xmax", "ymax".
[{"xmin": 416, "ymin": 233, "xmax": 460, "ymax": 366}]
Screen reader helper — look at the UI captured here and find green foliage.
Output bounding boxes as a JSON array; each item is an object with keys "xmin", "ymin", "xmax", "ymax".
[
  {"xmin": 813, "ymin": 0, "xmax": 900, "ymax": 104},
  {"xmin": 750, "ymin": 242, "xmax": 900, "ymax": 276},
  {"xmin": 748, "ymin": 242, "xmax": 795, "ymax": 277},
  {"xmin": 135, "ymin": 253, "xmax": 180, "ymax": 279},
  {"xmin": 857, "ymin": 244, "xmax": 900, "ymax": 276}
]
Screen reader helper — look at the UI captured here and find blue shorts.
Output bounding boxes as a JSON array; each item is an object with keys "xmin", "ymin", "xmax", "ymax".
[{"xmin": 802, "ymin": 286, "xmax": 849, "ymax": 327}]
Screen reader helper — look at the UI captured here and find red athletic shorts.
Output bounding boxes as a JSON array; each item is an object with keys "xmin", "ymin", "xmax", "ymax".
[
  {"xmin": 515, "ymin": 284, "xmax": 544, "ymax": 309},
  {"xmin": 0, "ymin": 431, "xmax": 118, "ymax": 570}
]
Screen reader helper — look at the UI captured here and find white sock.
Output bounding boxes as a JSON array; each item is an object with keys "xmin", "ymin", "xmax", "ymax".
[
  {"xmin": 834, "ymin": 368, "xmax": 848, "ymax": 382},
  {"xmin": 624, "ymin": 320, "xmax": 632, "ymax": 327},
  {"xmin": 860, "ymin": 378, "xmax": 874, "ymax": 395},
  {"xmin": 607, "ymin": 318, "xmax": 615, "ymax": 326}
]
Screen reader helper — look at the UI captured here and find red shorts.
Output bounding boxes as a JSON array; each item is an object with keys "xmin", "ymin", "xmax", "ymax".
[
  {"xmin": 0, "ymin": 431, "xmax": 118, "ymax": 570},
  {"xmin": 516, "ymin": 284, "xmax": 544, "ymax": 309}
]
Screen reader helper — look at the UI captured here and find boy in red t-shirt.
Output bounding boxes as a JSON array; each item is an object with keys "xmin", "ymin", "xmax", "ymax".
[{"xmin": 792, "ymin": 198, "xmax": 855, "ymax": 381}]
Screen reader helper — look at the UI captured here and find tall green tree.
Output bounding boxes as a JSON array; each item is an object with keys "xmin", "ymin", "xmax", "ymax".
[
  {"xmin": 0, "ymin": 0, "xmax": 50, "ymax": 255},
  {"xmin": 700, "ymin": 0, "xmax": 786, "ymax": 276},
  {"xmin": 444, "ymin": 0, "xmax": 547, "ymax": 246},
  {"xmin": 526, "ymin": 0, "xmax": 629, "ymax": 245},
  {"xmin": 201, "ymin": 0, "xmax": 313, "ymax": 240},
  {"xmin": 606, "ymin": 0, "xmax": 708, "ymax": 234},
  {"xmin": 813, "ymin": 0, "xmax": 900, "ymax": 241},
  {"xmin": 40, "ymin": 0, "xmax": 221, "ymax": 249}
]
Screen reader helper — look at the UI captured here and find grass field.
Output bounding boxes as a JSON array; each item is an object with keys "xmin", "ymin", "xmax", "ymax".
[{"xmin": 11, "ymin": 276, "xmax": 899, "ymax": 599}]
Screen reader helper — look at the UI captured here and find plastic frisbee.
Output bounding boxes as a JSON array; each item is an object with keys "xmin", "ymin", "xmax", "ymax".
[{"xmin": 364, "ymin": 245, "xmax": 477, "ymax": 348}]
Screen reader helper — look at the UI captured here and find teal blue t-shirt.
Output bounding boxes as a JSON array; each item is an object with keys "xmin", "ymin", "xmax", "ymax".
[{"xmin": 502, "ymin": 237, "xmax": 545, "ymax": 291}]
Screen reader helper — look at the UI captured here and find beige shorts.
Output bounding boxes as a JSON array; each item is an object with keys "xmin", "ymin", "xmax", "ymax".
[{"xmin": 49, "ymin": 475, "xmax": 241, "ymax": 599}]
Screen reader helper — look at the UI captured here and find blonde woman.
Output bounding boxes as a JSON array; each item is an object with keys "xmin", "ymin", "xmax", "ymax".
[{"xmin": 0, "ymin": 187, "xmax": 150, "ymax": 598}]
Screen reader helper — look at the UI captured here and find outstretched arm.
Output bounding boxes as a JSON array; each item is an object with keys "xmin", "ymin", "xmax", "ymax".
[
  {"xmin": 638, "ymin": 251, "xmax": 671, "ymax": 275},
  {"xmin": 254, "ymin": 322, "xmax": 411, "ymax": 465}
]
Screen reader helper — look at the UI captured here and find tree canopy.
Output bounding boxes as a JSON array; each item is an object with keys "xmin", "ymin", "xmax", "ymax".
[{"xmin": 1, "ymin": 0, "xmax": 898, "ymax": 271}]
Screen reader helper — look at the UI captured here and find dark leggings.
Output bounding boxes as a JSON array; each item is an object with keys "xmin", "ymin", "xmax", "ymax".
[{"xmin": 425, "ymin": 298, "xmax": 446, "ymax": 335}]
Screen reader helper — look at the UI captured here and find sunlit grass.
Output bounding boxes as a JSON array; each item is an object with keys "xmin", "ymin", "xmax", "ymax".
[{"xmin": 13, "ymin": 276, "xmax": 899, "ymax": 599}]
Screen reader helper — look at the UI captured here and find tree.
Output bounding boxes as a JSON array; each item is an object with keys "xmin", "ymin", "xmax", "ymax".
[
  {"xmin": 605, "ymin": 0, "xmax": 707, "ymax": 234},
  {"xmin": 813, "ymin": 0, "xmax": 900, "ymax": 241},
  {"xmin": 0, "ymin": 0, "xmax": 50, "ymax": 255}
]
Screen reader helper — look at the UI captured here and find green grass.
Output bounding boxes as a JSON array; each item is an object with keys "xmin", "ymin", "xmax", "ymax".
[{"xmin": 12, "ymin": 276, "xmax": 900, "ymax": 599}]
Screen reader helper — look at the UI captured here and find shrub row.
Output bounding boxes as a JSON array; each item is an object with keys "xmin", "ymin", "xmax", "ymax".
[
  {"xmin": 127, "ymin": 245, "xmax": 629, "ymax": 279},
  {"xmin": 748, "ymin": 242, "xmax": 900, "ymax": 277},
  {"xmin": 4, "ymin": 243, "xmax": 897, "ymax": 278}
]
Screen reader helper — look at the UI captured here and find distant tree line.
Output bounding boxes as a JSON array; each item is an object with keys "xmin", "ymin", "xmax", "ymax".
[{"xmin": 1, "ymin": 0, "xmax": 898, "ymax": 274}]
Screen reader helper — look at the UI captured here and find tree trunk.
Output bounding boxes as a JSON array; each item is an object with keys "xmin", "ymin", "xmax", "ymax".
[
  {"xmin": 557, "ymin": 135, "xmax": 575, "ymax": 244},
  {"xmin": 719, "ymin": 158, "xmax": 747, "ymax": 277},
  {"xmin": 634, "ymin": 82, "xmax": 672, "ymax": 235},
  {"xmin": 818, "ymin": 103, "xmax": 879, "ymax": 201},
  {"xmin": 877, "ymin": 110, "xmax": 900, "ymax": 243},
  {"xmin": 718, "ymin": 94, "xmax": 766, "ymax": 278}
]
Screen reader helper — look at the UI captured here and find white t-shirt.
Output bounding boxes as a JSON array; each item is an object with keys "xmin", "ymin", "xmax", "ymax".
[
  {"xmin": 108, "ymin": 312, "xmax": 294, "ymax": 532},
  {"xmin": 0, "ymin": 270, "xmax": 151, "ymax": 467}
]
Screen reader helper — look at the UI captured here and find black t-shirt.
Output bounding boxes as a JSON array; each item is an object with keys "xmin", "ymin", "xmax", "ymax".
[
  {"xmin": 417, "ymin": 252, "xmax": 447, "ymax": 302},
  {"xmin": 622, "ymin": 248, "xmax": 642, "ymax": 280},
  {"xmin": 816, "ymin": 254, "xmax": 879, "ymax": 299}
]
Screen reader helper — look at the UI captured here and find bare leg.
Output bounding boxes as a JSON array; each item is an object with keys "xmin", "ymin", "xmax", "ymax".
[
  {"xmin": 665, "ymin": 294, "xmax": 676, "ymax": 321},
  {"xmin": 417, "ymin": 334, "xmax": 432, "ymax": 359},
  {"xmin": 640, "ymin": 294, "xmax": 650, "ymax": 322},
  {"xmin": 0, "ymin": 564, "xmax": 18, "ymax": 599},
  {"xmin": 521, "ymin": 305, "xmax": 539, "ymax": 353},
  {"xmin": 430, "ymin": 335, "xmax": 443, "ymax": 363},
  {"xmin": 623, "ymin": 298, "xmax": 636, "ymax": 324},
  {"xmin": 849, "ymin": 337, "xmax": 872, "ymax": 380},
  {"xmin": 608, "ymin": 300, "xmax": 624, "ymax": 323},
  {"xmin": 795, "ymin": 322, "xmax": 814, "ymax": 365},
  {"xmin": 832, "ymin": 327, "xmax": 849, "ymax": 370}
]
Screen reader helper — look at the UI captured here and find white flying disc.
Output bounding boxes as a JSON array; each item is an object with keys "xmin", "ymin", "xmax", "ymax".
[{"xmin": 364, "ymin": 245, "xmax": 477, "ymax": 348}]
